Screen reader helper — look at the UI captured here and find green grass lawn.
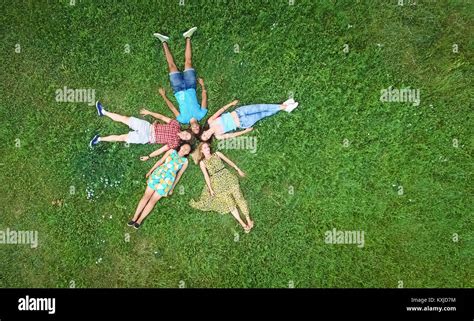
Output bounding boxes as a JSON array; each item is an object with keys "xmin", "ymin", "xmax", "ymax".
[{"xmin": 0, "ymin": 0, "xmax": 472, "ymax": 288}]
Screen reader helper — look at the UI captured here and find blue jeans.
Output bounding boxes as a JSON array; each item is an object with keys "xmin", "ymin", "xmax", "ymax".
[
  {"xmin": 235, "ymin": 104, "xmax": 280, "ymax": 129},
  {"xmin": 169, "ymin": 68, "xmax": 197, "ymax": 93}
]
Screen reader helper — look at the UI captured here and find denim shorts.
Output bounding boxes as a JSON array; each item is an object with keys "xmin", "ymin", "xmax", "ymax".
[{"xmin": 169, "ymin": 68, "xmax": 197, "ymax": 93}]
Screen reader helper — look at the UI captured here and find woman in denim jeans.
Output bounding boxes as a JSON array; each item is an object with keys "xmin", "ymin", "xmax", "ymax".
[{"xmin": 199, "ymin": 98, "xmax": 299, "ymax": 141}]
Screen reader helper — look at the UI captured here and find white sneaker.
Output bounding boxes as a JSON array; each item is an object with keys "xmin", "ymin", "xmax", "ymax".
[
  {"xmin": 285, "ymin": 102, "xmax": 299, "ymax": 113},
  {"xmin": 183, "ymin": 27, "xmax": 197, "ymax": 38},
  {"xmin": 283, "ymin": 98, "xmax": 295, "ymax": 106},
  {"xmin": 153, "ymin": 33, "xmax": 169, "ymax": 43}
]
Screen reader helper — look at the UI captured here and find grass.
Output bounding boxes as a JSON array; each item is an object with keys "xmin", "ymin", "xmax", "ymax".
[{"xmin": 0, "ymin": 0, "xmax": 472, "ymax": 288}]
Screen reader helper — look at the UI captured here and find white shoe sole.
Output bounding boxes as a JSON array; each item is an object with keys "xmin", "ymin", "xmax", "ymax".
[
  {"xmin": 183, "ymin": 27, "xmax": 197, "ymax": 38},
  {"xmin": 285, "ymin": 102, "xmax": 299, "ymax": 113},
  {"xmin": 283, "ymin": 98, "xmax": 295, "ymax": 106},
  {"xmin": 153, "ymin": 33, "xmax": 169, "ymax": 42}
]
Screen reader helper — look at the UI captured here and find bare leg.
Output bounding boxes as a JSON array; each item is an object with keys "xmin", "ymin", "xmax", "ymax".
[
  {"xmin": 184, "ymin": 37, "xmax": 193, "ymax": 70},
  {"xmin": 162, "ymin": 42, "xmax": 179, "ymax": 73},
  {"xmin": 136, "ymin": 192, "xmax": 162, "ymax": 224},
  {"xmin": 232, "ymin": 188, "xmax": 253, "ymax": 229},
  {"xmin": 132, "ymin": 186, "xmax": 155, "ymax": 222},
  {"xmin": 100, "ymin": 134, "xmax": 128, "ymax": 142},
  {"xmin": 230, "ymin": 207, "xmax": 249, "ymax": 231},
  {"xmin": 103, "ymin": 111, "xmax": 131, "ymax": 126}
]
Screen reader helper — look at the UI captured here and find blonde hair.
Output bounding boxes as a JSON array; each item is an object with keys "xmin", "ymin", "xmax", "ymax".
[{"xmin": 191, "ymin": 142, "xmax": 207, "ymax": 164}]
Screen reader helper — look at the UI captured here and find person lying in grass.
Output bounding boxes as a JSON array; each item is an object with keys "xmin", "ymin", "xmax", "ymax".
[
  {"xmin": 89, "ymin": 101, "xmax": 194, "ymax": 160},
  {"xmin": 139, "ymin": 78, "xmax": 206, "ymax": 142},
  {"xmin": 127, "ymin": 144, "xmax": 191, "ymax": 229},
  {"xmin": 190, "ymin": 142, "xmax": 254, "ymax": 233},
  {"xmin": 152, "ymin": 26, "xmax": 207, "ymax": 136},
  {"xmin": 199, "ymin": 98, "xmax": 299, "ymax": 142}
]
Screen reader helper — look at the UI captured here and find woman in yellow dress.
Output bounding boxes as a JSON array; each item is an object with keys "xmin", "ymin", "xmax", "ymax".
[{"xmin": 190, "ymin": 142, "xmax": 254, "ymax": 233}]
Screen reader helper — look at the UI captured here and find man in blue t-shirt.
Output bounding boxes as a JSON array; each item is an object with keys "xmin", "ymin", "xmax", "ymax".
[{"xmin": 152, "ymin": 27, "xmax": 208, "ymax": 135}]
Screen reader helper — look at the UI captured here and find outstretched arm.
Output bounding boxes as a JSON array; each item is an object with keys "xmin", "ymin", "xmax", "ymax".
[
  {"xmin": 216, "ymin": 151, "xmax": 245, "ymax": 177},
  {"xmin": 169, "ymin": 160, "xmax": 188, "ymax": 195},
  {"xmin": 146, "ymin": 150, "xmax": 172, "ymax": 178},
  {"xmin": 140, "ymin": 145, "xmax": 170, "ymax": 161},
  {"xmin": 158, "ymin": 87, "xmax": 180, "ymax": 118},
  {"xmin": 198, "ymin": 78, "xmax": 207, "ymax": 108},
  {"xmin": 215, "ymin": 127, "xmax": 253, "ymax": 140},
  {"xmin": 208, "ymin": 99, "xmax": 239, "ymax": 123},
  {"xmin": 199, "ymin": 161, "xmax": 215, "ymax": 196},
  {"xmin": 140, "ymin": 108, "xmax": 172, "ymax": 124}
]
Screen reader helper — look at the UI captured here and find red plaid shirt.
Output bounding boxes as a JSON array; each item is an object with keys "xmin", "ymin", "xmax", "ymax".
[{"xmin": 152, "ymin": 120, "xmax": 181, "ymax": 150}]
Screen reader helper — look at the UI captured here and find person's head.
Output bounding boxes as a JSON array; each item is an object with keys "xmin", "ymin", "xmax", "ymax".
[
  {"xmin": 189, "ymin": 118, "xmax": 200, "ymax": 135},
  {"xmin": 178, "ymin": 130, "xmax": 193, "ymax": 142},
  {"xmin": 199, "ymin": 123, "xmax": 213, "ymax": 142},
  {"xmin": 191, "ymin": 142, "xmax": 212, "ymax": 164},
  {"xmin": 178, "ymin": 143, "xmax": 192, "ymax": 157},
  {"xmin": 200, "ymin": 142, "xmax": 211, "ymax": 157}
]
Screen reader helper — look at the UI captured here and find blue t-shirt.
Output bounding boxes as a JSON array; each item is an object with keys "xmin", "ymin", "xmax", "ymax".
[
  {"xmin": 175, "ymin": 88, "xmax": 208, "ymax": 124},
  {"xmin": 218, "ymin": 112, "xmax": 237, "ymax": 133}
]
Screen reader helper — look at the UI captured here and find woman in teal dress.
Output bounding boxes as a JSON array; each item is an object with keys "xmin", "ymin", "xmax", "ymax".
[{"xmin": 127, "ymin": 144, "xmax": 191, "ymax": 229}]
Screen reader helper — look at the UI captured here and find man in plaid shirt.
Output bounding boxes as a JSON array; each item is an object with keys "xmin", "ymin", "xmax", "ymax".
[
  {"xmin": 89, "ymin": 101, "xmax": 193, "ymax": 160},
  {"xmin": 141, "ymin": 110, "xmax": 193, "ymax": 161}
]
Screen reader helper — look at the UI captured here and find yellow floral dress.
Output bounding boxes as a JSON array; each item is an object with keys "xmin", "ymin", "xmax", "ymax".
[{"xmin": 190, "ymin": 154, "xmax": 249, "ymax": 216}]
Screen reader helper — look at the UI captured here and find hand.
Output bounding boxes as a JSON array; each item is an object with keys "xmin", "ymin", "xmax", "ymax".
[
  {"xmin": 232, "ymin": 99, "xmax": 239, "ymax": 106},
  {"xmin": 209, "ymin": 189, "xmax": 215, "ymax": 197},
  {"xmin": 140, "ymin": 155, "xmax": 150, "ymax": 161},
  {"xmin": 168, "ymin": 189, "xmax": 174, "ymax": 196},
  {"xmin": 140, "ymin": 108, "xmax": 149, "ymax": 116},
  {"xmin": 198, "ymin": 78, "xmax": 205, "ymax": 86},
  {"xmin": 145, "ymin": 171, "xmax": 151, "ymax": 178},
  {"xmin": 237, "ymin": 169, "xmax": 245, "ymax": 177},
  {"xmin": 158, "ymin": 87, "xmax": 166, "ymax": 96}
]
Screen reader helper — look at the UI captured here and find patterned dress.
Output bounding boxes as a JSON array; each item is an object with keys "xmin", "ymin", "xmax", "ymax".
[
  {"xmin": 190, "ymin": 154, "xmax": 249, "ymax": 216},
  {"xmin": 147, "ymin": 150, "xmax": 187, "ymax": 196}
]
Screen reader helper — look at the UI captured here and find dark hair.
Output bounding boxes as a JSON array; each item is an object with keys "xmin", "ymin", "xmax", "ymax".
[
  {"xmin": 199, "ymin": 123, "xmax": 211, "ymax": 142},
  {"xmin": 189, "ymin": 119, "xmax": 201, "ymax": 135},
  {"xmin": 182, "ymin": 129, "xmax": 196, "ymax": 145},
  {"xmin": 179, "ymin": 143, "xmax": 192, "ymax": 156}
]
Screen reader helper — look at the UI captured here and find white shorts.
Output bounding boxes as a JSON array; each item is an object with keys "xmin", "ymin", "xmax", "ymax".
[{"xmin": 126, "ymin": 117, "xmax": 152, "ymax": 144}]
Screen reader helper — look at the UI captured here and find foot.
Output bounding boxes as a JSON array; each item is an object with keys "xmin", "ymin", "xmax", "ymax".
[
  {"xmin": 285, "ymin": 102, "xmax": 299, "ymax": 113},
  {"xmin": 89, "ymin": 134, "xmax": 100, "ymax": 148},
  {"xmin": 153, "ymin": 33, "xmax": 169, "ymax": 43},
  {"xmin": 183, "ymin": 27, "xmax": 197, "ymax": 38},
  {"xmin": 95, "ymin": 101, "xmax": 105, "ymax": 116},
  {"xmin": 127, "ymin": 220, "xmax": 135, "ymax": 227},
  {"xmin": 133, "ymin": 222, "xmax": 141, "ymax": 229},
  {"xmin": 244, "ymin": 224, "xmax": 251, "ymax": 234},
  {"xmin": 247, "ymin": 219, "xmax": 254, "ymax": 229},
  {"xmin": 283, "ymin": 98, "xmax": 295, "ymax": 106}
]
